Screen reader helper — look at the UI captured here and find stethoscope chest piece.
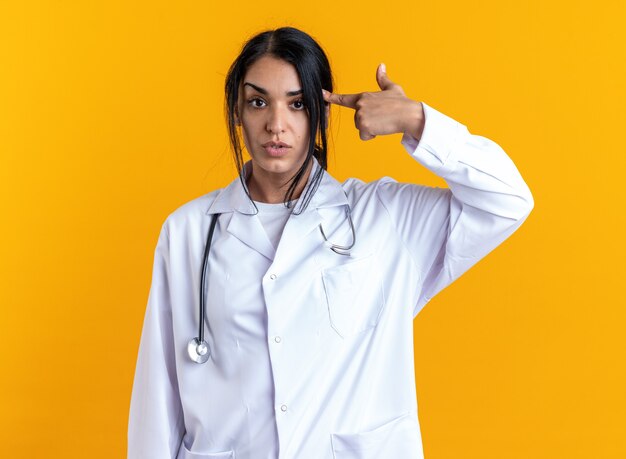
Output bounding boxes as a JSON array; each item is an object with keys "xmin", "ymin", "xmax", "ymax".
[{"xmin": 188, "ymin": 337, "xmax": 210, "ymax": 364}]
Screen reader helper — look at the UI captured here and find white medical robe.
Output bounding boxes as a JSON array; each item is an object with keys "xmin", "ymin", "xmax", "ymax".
[{"xmin": 128, "ymin": 102, "xmax": 534, "ymax": 459}]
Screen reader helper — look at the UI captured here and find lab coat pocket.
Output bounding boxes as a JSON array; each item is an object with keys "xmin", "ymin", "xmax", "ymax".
[
  {"xmin": 179, "ymin": 443, "xmax": 235, "ymax": 459},
  {"xmin": 330, "ymin": 410, "xmax": 422, "ymax": 459},
  {"xmin": 321, "ymin": 253, "xmax": 385, "ymax": 338}
]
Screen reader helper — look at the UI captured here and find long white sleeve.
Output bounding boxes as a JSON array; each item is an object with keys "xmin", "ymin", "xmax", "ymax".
[
  {"xmin": 376, "ymin": 102, "xmax": 534, "ymax": 318},
  {"xmin": 128, "ymin": 223, "xmax": 184, "ymax": 458}
]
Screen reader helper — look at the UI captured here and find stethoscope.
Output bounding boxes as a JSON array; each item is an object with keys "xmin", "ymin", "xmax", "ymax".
[{"xmin": 187, "ymin": 205, "xmax": 356, "ymax": 364}]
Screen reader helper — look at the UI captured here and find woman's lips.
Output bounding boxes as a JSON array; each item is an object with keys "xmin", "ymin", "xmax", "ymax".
[{"xmin": 263, "ymin": 145, "xmax": 291, "ymax": 157}]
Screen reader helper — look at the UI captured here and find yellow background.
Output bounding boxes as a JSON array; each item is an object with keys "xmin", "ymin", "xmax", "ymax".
[{"xmin": 1, "ymin": 1, "xmax": 624, "ymax": 457}]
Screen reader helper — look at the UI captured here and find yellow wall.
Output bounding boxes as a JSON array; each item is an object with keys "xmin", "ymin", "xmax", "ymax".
[{"xmin": 1, "ymin": 1, "xmax": 624, "ymax": 457}]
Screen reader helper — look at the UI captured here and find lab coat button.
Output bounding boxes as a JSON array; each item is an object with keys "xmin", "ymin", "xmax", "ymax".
[
  {"xmin": 269, "ymin": 273, "xmax": 277, "ymax": 280},
  {"xmin": 280, "ymin": 404, "xmax": 288, "ymax": 412},
  {"xmin": 274, "ymin": 336, "xmax": 282, "ymax": 343}
]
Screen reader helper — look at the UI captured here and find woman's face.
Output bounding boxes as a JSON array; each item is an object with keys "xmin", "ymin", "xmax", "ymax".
[{"xmin": 237, "ymin": 55, "xmax": 311, "ymax": 181}]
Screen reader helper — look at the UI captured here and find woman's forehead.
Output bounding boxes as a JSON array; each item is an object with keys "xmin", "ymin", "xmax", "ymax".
[{"xmin": 242, "ymin": 56, "xmax": 302, "ymax": 95}]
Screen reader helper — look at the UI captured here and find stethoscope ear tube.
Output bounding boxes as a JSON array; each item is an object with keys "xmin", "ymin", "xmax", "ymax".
[
  {"xmin": 187, "ymin": 213, "xmax": 220, "ymax": 364},
  {"xmin": 319, "ymin": 205, "xmax": 355, "ymax": 256}
]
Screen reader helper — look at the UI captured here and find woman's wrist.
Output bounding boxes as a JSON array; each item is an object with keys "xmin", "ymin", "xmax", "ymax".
[{"xmin": 403, "ymin": 100, "xmax": 425, "ymax": 141}]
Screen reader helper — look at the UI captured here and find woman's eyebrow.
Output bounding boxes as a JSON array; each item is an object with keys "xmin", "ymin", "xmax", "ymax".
[{"xmin": 243, "ymin": 82, "xmax": 303, "ymax": 96}]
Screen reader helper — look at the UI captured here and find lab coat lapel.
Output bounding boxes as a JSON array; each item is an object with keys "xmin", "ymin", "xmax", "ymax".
[
  {"xmin": 226, "ymin": 212, "xmax": 276, "ymax": 261},
  {"xmin": 206, "ymin": 157, "xmax": 348, "ymax": 262},
  {"xmin": 277, "ymin": 208, "xmax": 324, "ymax": 255},
  {"xmin": 206, "ymin": 162, "xmax": 276, "ymax": 261},
  {"xmin": 274, "ymin": 158, "xmax": 349, "ymax": 260}
]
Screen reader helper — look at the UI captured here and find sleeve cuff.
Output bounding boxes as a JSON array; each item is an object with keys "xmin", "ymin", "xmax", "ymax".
[{"xmin": 401, "ymin": 101, "xmax": 467, "ymax": 177}]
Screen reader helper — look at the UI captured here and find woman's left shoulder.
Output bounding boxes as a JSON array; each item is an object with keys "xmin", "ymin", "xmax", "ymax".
[{"xmin": 341, "ymin": 176, "xmax": 403, "ymax": 203}]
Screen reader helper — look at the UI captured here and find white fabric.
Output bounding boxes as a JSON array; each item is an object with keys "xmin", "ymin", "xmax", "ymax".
[
  {"xmin": 128, "ymin": 102, "xmax": 534, "ymax": 459},
  {"xmin": 252, "ymin": 200, "xmax": 295, "ymax": 250}
]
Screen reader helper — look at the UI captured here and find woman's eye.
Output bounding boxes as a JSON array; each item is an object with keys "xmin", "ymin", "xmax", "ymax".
[
  {"xmin": 246, "ymin": 97, "xmax": 305, "ymax": 110},
  {"xmin": 292, "ymin": 99, "xmax": 305, "ymax": 110},
  {"xmin": 248, "ymin": 98, "xmax": 266, "ymax": 108}
]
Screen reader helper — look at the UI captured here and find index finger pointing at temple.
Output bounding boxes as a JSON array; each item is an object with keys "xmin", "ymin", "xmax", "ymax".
[{"xmin": 322, "ymin": 89, "xmax": 360, "ymax": 110}]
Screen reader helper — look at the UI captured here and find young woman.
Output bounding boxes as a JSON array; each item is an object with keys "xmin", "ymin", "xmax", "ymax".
[{"xmin": 128, "ymin": 26, "xmax": 533, "ymax": 459}]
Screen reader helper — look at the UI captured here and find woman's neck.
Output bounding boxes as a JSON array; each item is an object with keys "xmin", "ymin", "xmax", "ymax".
[{"xmin": 246, "ymin": 160, "xmax": 313, "ymax": 204}]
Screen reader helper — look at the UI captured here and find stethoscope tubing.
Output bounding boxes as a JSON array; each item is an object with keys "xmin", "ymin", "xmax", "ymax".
[
  {"xmin": 199, "ymin": 213, "xmax": 220, "ymax": 343},
  {"xmin": 189, "ymin": 205, "xmax": 355, "ymax": 364}
]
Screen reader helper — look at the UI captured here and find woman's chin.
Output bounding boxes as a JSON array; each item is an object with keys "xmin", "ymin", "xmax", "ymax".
[{"xmin": 252, "ymin": 154, "xmax": 306, "ymax": 176}]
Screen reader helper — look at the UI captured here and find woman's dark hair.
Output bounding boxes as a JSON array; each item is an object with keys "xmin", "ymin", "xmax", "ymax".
[{"xmin": 224, "ymin": 27, "xmax": 333, "ymax": 214}]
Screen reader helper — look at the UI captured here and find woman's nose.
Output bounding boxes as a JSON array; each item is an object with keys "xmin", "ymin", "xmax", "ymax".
[{"xmin": 266, "ymin": 106, "xmax": 286, "ymax": 134}]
